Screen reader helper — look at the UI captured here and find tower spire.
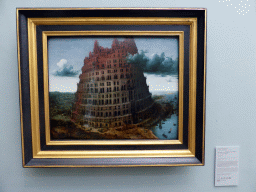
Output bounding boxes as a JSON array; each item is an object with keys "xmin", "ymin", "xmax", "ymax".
[
  {"xmin": 93, "ymin": 40, "xmax": 100, "ymax": 53},
  {"xmin": 111, "ymin": 38, "xmax": 119, "ymax": 49}
]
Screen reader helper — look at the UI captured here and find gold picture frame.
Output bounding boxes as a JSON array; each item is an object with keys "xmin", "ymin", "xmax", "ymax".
[{"xmin": 17, "ymin": 8, "xmax": 206, "ymax": 167}]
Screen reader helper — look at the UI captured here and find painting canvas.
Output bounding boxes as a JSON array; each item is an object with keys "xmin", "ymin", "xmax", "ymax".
[{"xmin": 48, "ymin": 37, "xmax": 179, "ymax": 140}]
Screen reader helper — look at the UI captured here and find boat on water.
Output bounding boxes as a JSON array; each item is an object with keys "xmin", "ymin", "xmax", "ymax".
[
  {"xmin": 159, "ymin": 122, "xmax": 162, "ymax": 129},
  {"xmin": 162, "ymin": 133, "xmax": 167, "ymax": 138},
  {"xmin": 168, "ymin": 128, "xmax": 172, "ymax": 133}
]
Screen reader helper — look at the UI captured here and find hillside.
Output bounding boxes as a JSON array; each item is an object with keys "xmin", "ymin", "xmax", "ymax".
[{"xmin": 49, "ymin": 91, "xmax": 75, "ymax": 120}]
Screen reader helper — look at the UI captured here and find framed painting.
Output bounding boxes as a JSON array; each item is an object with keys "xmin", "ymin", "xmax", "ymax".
[{"xmin": 17, "ymin": 8, "xmax": 206, "ymax": 167}]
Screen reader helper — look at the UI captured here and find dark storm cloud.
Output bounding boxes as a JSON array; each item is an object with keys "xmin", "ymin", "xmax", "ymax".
[
  {"xmin": 127, "ymin": 51, "xmax": 178, "ymax": 76},
  {"xmin": 53, "ymin": 59, "xmax": 79, "ymax": 77}
]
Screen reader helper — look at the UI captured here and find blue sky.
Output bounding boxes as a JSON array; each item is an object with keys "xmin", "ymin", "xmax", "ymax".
[{"xmin": 48, "ymin": 37, "xmax": 179, "ymax": 94}]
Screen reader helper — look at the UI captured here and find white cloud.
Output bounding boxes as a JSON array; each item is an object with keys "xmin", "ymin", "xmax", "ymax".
[
  {"xmin": 57, "ymin": 59, "xmax": 67, "ymax": 68},
  {"xmin": 54, "ymin": 59, "xmax": 79, "ymax": 77}
]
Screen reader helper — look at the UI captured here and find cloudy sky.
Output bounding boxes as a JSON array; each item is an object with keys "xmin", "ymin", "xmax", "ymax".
[{"xmin": 48, "ymin": 37, "xmax": 179, "ymax": 94}]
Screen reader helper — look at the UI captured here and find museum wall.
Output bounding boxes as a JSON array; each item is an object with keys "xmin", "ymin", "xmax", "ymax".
[{"xmin": 0, "ymin": 0, "xmax": 255, "ymax": 191}]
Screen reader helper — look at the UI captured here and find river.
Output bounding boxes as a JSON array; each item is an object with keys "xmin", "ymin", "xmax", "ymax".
[{"xmin": 152, "ymin": 114, "xmax": 178, "ymax": 140}]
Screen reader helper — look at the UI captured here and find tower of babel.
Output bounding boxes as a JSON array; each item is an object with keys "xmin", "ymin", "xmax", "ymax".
[{"xmin": 72, "ymin": 38, "xmax": 156, "ymax": 129}]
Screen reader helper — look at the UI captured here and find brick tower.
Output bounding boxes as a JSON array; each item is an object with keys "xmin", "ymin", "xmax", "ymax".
[{"xmin": 72, "ymin": 38, "xmax": 156, "ymax": 128}]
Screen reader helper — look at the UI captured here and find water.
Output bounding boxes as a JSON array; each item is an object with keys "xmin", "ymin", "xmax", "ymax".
[{"xmin": 152, "ymin": 114, "xmax": 178, "ymax": 140}]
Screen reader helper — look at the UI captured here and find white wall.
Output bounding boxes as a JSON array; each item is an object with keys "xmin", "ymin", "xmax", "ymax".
[{"xmin": 0, "ymin": 0, "xmax": 255, "ymax": 191}]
